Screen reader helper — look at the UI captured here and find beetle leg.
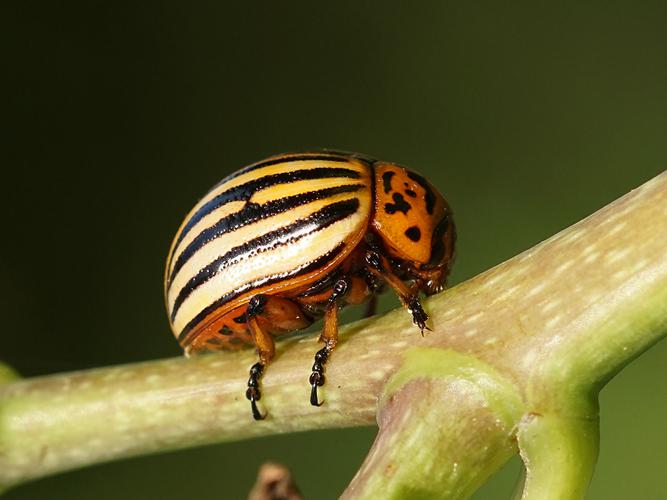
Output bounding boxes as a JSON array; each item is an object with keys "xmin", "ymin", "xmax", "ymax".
[
  {"xmin": 364, "ymin": 250, "xmax": 430, "ymax": 334},
  {"xmin": 363, "ymin": 294, "xmax": 378, "ymax": 318},
  {"xmin": 310, "ymin": 278, "xmax": 350, "ymax": 407},
  {"xmin": 245, "ymin": 295, "xmax": 276, "ymax": 421}
]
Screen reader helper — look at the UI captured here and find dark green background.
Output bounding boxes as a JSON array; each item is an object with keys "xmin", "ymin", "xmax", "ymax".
[{"xmin": 3, "ymin": 1, "xmax": 666, "ymax": 498}]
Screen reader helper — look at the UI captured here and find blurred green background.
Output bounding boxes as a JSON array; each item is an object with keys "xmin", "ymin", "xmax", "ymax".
[{"xmin": 2, "ymin": 1, "xmax": 666, "ymax": 498}]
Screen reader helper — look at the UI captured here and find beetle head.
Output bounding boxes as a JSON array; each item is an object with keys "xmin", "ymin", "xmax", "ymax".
[{"xmin": 371, "ymin": 162, "xmax": 456, "ymax": 294}]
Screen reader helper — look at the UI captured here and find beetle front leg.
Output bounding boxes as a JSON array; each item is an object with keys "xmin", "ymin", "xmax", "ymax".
[
  {"xmin": 364, "ymin": 250, "xmax": 430, "ymax": 333},
  {"xmin": 309, "ymin": 278, "xmax": 349, "ymax": 407}
]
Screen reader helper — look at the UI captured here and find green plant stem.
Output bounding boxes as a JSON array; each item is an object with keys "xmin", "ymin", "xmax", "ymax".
[
  {"xmin": 343, "ymin": 349, "xmax": 524, "ymax": 500},
  {"xmin": 1, "ymin": 172, "xmax": 666, "ymax": 497},
  {"xmin": 516, "ymin": 411, "xmax": 599, "ymax": 500}
]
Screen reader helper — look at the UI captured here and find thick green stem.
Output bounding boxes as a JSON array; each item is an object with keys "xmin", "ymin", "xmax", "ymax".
[
  {"xmin": 517, "ymin": 411, "xmax": 599, "ymax": 500},
  {"xmin": 343, "ymin": 349, "xmax": 524, "ymax": 499},
  {"xmin": 0, "ymin": 172, "xmax": 666, "ymax": 496}
]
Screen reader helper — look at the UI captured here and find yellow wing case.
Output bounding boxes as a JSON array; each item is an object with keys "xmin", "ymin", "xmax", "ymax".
[{"xmin": 164, "ymin": 152, "xmax": 373, "ymax": 343}]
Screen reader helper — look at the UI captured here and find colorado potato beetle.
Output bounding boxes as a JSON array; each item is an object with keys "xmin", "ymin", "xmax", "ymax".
[{"xmin": 165, "ymin": 151, "xmax": 456, "ymax": 419}]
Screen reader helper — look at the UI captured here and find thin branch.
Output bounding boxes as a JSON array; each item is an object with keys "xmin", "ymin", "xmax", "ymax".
[
  {"xmin": 247, "ymin": 462, "xmax": 303, "ymax": 500},
  {"xmin": 1, "ymin": 172, "xmax": 666, "ymax": 497}
]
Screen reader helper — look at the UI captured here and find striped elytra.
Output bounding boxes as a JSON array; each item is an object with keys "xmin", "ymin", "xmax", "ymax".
[{"xmin": 164, "ymin": 151, "xmax": 455, "ymax": 419}]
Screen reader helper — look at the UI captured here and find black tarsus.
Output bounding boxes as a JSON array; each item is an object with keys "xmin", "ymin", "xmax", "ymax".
[
  {"xmin": 408, "ymin": 296, "xmax": 430, "ymax": 335},
  {"xmin": 309, "ymin": 278, "xmax": 349, "ymax": 407},
  {"xmin": 309, "ymin": 348, "xmax": 329, "ymax": 406},
  {"xmin": 246, "ymin": 362, "xmax": 266, "ymax": 420}
]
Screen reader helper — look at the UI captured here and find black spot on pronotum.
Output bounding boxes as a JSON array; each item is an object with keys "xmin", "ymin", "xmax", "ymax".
[
  {"xmin": 384, "ymin": 193, "xmax": 411, "ymax": 215},
  {"xmin": 405, "ymin": 226, "xmax": 421, "ymax": 242},
  {"xmin": 382, "ymin": 171, "xmax": 395, "ymax": 193},
  {"xmin": 407, "ymin": 171, "xmax": 436, "ymax": 215},
  {"xmin": 405, "ymin": 189, "xmax": 417, "ymax": 198}
]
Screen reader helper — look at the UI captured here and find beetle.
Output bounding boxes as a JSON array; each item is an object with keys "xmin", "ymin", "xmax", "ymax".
[{"xmin": 164, "ymin": 151, "xmax": 456, "ymax": 419}]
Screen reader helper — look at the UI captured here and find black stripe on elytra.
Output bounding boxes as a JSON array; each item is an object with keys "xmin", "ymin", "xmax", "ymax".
[
  {"xmin": 178, "ymin": 243, "xmax": 346, "ymax": 343},
  {"xmin": 407, "ymin": 171, "xmax": 436, "ymax": 215},
  {"xmin": 298, "ymin": 267, "xmax": 343, "ymax": 297},
  {"xmin": 167, "ymin": 183, "xmax": 364, "ymax": 287},
  {"xmin": 169, "ymin": 167, "xmax": 361, "ymax": 265},
  {"xmin": 171, "ymin": 198, "xmax": 360, "ymax": 322},
  {"xmin": 427, "ymin": 215, "xmax": 451, "ymax": 267},
  {"xmin": 211, "ymin": 153, "xmax": 352, "ymax": 189}
]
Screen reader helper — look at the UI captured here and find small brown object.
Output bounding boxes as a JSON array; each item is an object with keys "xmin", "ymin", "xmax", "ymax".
[{"xmin": 247, "ymin": 462, "xmax": 303, "ymax": 500}]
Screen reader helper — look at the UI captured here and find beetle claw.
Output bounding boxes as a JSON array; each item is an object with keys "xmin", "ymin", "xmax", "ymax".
[
  {"xmin": 249, "ymin": 393, "xmax": 266, "ymax": 420},
  {"xmin": 310, "ymin": 380, "xmax": 324, "ymax": 407},
  {"xmin": 309, "ymin": 348, "xmax": 329, "ymax": 407},
  {"xmin": 408, "ymin": 296, "xmax": 429, "ymax": 334}
]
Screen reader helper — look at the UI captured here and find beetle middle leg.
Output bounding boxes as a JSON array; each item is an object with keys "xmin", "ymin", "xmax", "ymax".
[{"xmin": 308, "ymin": 277, "xmax": 354, "ymax": 407}]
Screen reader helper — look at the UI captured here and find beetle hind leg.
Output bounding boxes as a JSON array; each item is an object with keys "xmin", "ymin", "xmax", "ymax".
[
  {"xmin": 245, "ymin": 295, "xmax": 274, "ymax": 420},
  {"xmin": 245, "ymin": 294, "xmax": 312, "ymax": 420}
]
